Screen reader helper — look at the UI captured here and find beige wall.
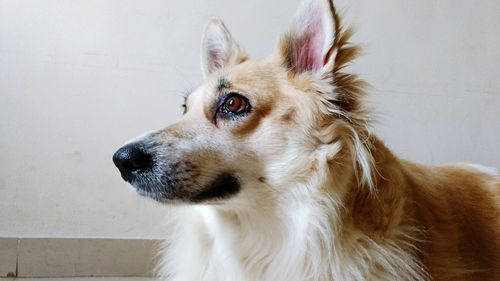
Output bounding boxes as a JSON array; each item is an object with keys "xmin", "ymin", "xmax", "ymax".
[{"xmin": 0, "ymin": 0, "xmax": 498, "ymax": 238}]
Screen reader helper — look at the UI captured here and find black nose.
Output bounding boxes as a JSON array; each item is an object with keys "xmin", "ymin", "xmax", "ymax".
[{"xmin": 113, "ymin": 143, "xmax": 153, "ymax": 182}]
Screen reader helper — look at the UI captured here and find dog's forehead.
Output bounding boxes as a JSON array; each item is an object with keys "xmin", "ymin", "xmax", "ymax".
[
  {"xmin": 189, "ymin": 59, "xmax": 282, "ymax": 105},
  {"xmin": 227, "ymin": 59, "xmax": 282, "ymax": 87}
]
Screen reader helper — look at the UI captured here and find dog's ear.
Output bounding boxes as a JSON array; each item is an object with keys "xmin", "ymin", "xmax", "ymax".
[
  {"xmin": 278, "ymin": 0, "xmax": 339, "ymax": 74},
  {"xmin": 201, "ymin": 18, "xmax": 247, "ymax": 78}
]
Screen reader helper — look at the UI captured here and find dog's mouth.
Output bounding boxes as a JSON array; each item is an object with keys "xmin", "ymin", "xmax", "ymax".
[
  {"xmin": 189, "ymin": 172, "xmax": 241, "ymax": 203},
  {"xmin": 131, "ymin": 171, "xmax": 241, "ymax": 204}
]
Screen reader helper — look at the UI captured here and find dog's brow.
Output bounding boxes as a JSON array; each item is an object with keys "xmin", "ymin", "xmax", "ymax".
[{"xmin": 216, "ymin": 76, "xmax": 231, "ymax": 91}]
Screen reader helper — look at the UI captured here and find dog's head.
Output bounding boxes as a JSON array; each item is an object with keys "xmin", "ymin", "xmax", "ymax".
[{"xmin": 113, "ymin": 0, "xmax": 373, "ymax": 207}]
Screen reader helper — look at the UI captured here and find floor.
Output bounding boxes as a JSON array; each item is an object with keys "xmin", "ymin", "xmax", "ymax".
[
  {"xmin": 0, "ymin": 238, "xmax": 159, "ymax": 279},
  {"xmin": 0, "ymin": 277, "xmax": 154, "ymax": 281}
]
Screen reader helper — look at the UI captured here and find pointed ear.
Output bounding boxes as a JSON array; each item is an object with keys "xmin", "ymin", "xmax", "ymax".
[
  {"xmin": 201, "ymin": 18, "xmax": 247, "ymax": 78},
  {"xmin": 278, "ymin": 0, "xmax": 338, "ymax": 74}
]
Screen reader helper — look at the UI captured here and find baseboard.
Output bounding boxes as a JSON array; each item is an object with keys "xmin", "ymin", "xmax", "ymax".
[{"xmin": 0, "ymin": 238, "xmax": 161, "ymax": 278}]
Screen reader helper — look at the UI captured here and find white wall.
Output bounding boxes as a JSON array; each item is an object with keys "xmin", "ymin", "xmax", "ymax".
[{"xmin": 0, "ymin": 0, "xmax": 498, "ymax": 238}]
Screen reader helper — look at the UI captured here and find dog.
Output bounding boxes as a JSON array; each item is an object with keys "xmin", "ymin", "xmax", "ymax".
[{"xmin": 112, "ymin": 0, "xmax": 500, "ymax": 280}]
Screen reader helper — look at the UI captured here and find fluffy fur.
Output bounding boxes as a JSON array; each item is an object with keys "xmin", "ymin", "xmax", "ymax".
[{"xmin": 114, "ymin": 0, "xmax": 500, "ymax": 280}]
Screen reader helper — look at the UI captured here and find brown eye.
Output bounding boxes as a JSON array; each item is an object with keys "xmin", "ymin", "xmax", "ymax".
[
  {"xmin": 216, "ymin": 93, "xmax": 251, "ymax": 120},
  {"xmin": 223, "ymin": 95, "xmax": 246, "ymax": 113}
]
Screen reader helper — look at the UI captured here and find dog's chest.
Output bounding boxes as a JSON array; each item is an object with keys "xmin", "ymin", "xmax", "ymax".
[{"xmin": 164, "ymin": 206, "xmax": 323, "ymax": 281}]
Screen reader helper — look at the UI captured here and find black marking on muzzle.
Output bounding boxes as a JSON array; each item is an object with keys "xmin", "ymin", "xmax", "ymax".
[{"xmin": 191, "ymin": 172, "xmax": 240, "ymax": 202}]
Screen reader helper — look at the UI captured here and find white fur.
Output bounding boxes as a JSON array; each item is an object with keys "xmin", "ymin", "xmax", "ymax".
[
  {"xmin": 466, "ymin": 163, "xmax": 498, "ymax": 175},
  {"xmin": 201, "ymin": 18, "xmax": 243, "ymax": 78},
  {"xmin": 157, "ymin": 131, "xmax": 426, "ymax": 280},
  {"xmin": 155, "ymin": 1, "xmax": 427, "ymax": 280},
  {"xmin": 157, "ymin": 174, "xmax": 427, "ymax": 281},
  {"xmin": 201, "ymin": 22, "xmax": 228, "ymax": 76}
]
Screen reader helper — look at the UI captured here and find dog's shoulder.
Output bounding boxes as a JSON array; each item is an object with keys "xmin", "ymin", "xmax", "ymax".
[{"xmin": 400, "ymin": 160, "xmax": 500, "ymax": 280}]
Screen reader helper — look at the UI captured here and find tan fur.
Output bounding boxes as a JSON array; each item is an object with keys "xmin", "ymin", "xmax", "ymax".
[
  {"xmin": 179, "ymin": 4, "xmax": 500, "ymax": 278},
  {"xmin": 117, "ymin": 1, "xmax": 500, "ymax": 280},
  {"xmin": 343, "ymin": 138, "xmax": 500, "ymax": 280},
  {"xmin": 177, "ymin": 34, "xmax": 500, "ymax": 278}
]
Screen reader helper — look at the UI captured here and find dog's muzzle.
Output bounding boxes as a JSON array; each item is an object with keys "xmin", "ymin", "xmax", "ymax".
[
  {"xmin": 112, "ymin": 140, "xmax": 241, "ymax": 203},
  {"xmin": 113, "ymin": 143, "xmax": 153, "ymax": 183}
]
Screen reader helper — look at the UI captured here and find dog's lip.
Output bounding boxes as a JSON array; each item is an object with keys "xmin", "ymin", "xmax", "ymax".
[
  {"xmin": 190, "ymin": 172, "xmax": 241, "ymax": 203},
  {"xmin": 120, "ymin": 168, "xmax": 147, "ymax": 184},
  {"xmin": 129, "ymin": 173, "xmax": 241, "ymax": 204},
  {"xmin": 120, "ymin": 172, "xmax": 133, "ymax": 183},
  {"xmin": 134, "ymin": 188, "xmax": 200, "ymax": 205}
]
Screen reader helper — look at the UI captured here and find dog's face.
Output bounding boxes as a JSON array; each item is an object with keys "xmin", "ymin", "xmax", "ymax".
[{"xmin": 113, "ymin": 0, "xmax": 369, "ymax": 206}]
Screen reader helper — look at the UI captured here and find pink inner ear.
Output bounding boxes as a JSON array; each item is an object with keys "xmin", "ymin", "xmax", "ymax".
[
  {"xmin": 293, "ymin": 6, "xmax": 326, "ymax": 72},
  {"xmin": 204, "ymin": 24, "xmax": 230, "ymax": 75},
  {"xmin": 208, "ymin": 47, "xmax": 224, "ymax": 71}
]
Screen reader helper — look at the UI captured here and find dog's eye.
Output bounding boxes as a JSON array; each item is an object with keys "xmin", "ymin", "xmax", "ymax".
[
  {"xmin": 219, "ymin": 93, "xmax": 249, "ymax": 115},
  {"xmin": 224, "ymin": 96, "xmax": 244, "ymax": 113}
]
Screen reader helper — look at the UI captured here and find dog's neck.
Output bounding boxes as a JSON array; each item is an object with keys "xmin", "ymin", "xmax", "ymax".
[{"xmin": 195, "ymin": 136, "xmax": 426, "ymax": 281}]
